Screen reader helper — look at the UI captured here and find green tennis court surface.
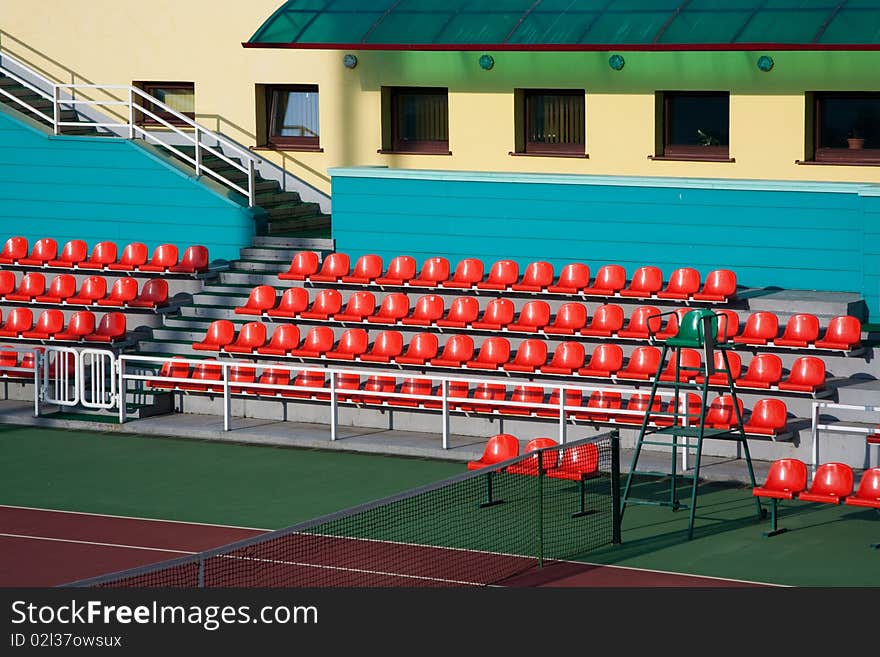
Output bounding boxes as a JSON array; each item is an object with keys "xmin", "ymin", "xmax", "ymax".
[{"xmin": 1, "ymin": 425, "xmax": 878, "ymax": 587}]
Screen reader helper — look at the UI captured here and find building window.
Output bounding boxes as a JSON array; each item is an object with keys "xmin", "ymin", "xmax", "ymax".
[
  {"xmin": 135, "ymin": 82, "xmax": 195, "ymax": 126},
  {"xmin": 659, "ymin": 92, "xmax": 730, "ymax": 161},
  {"xmin": 813, "ymin": 93, "xmax": 880, "ymax": 164},
  {"xmin": 384, "ymin": 87, "xmax": 449, "ymax": 154},
  {"xmin": 266, "ymin": 85, "xmax": 320, "ymax": 150},
  {"xmin": 521, "ymin": 90, "xmax": 585, "ymax": 156}
]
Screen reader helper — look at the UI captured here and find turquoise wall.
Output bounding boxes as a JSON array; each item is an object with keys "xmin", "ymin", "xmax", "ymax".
[
  {"xmin": 0, "ymin": 108, "xmax": 257, "ymax": 263},
  {"xmin": 330, "ymin": 167, "xmax": 880, "ymax": 320}
]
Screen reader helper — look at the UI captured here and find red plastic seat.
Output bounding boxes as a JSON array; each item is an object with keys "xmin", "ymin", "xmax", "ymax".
[
  {"xmin": 279, "ymin": 251, "xmax": 320, "ymax": 281},
  {"xmin": 715, "ymin": 310, "xmax": 740, "ymax": 342},
  {"xmin": 442, "ymin": 258, "xmax": 484, "ymax": 289},
  {"xmin": 255, "ymin": 324, "xmax": 300, "ymax": 357},
  {"xmin": 425, "ymin": 380, "xmax": 470, "ymax": 410},
  {"xmin": 844, "ymin": 468, "xmax": 880, "ymax": 509},
  {"xmin": 354, "ymin": 375, "xmax": 397, "ymax": 406},
  {"xmin": 333, "ymin": 291, "xmax": 376, "ymax": 322},
  {"xmin": 6, "ymin": 349, "xmax": 39, "ymax": 379},
  {"xmin": 139, "ymin": 244, "xmax": 179, "ymax": 272},
  {"xmin": 228, "ymin": 365, "xmax": 257, "ymax": 395},
  {"xmin": 435, "ymin": 296, "xmax": 479, "ymax": 328},
  {"xmin": 410, "ymin": 257, "xmax": 450, "ymax": 287},
  {"xmin": 192, "ymin": 319, "xmax": 236, "ymax": 351},
  {"xmin": 736, "ymin": 353, "xmax": 783, "ymax": 389},
  {"xmin": 236, "ymin": 285, "xmax": 277, "ymax": 316},
  {"xmin": 396, "ymin": 333, "xmax": 440, "ymax": 365},
  {"xmin": 0, "ymin": 271, "xmax": 15, "ymax": 298},
  {"xmin": 334, "ymin": 372, "xmax": 362, "ymax": 402},
  {"xmin": 471, "ymin": 298, "xmax": 515, "ymax": 330},
  {"xmin": 507, "ymin": 438, "xmax": 559, "ymax": 475},
  {"xmin": 744, "ymin": 398, "xmax": 788, "ymax": 435},
  {"xmin": 96, "ymin": 277, "xmax": 139, "ymax": 307},
  {"xmin": 693, "ymin": 269, "xmax": 737, "ymax": 302},
  {"xmin": 657, "ymin": 267, "xmax": 701, "ymax": 300},
  {"xmin": 340, "ymin": 254, "xmax": 384, "ymax": 285},
  {"xmin": 814, "ymin": 315, "xmax": 862, "ymax": 351},
  {"xmin": 582, "ymin": 264, "xmax": 627, "ymax": 296},
  {"xmin": 618, "ymin": 305, "xmax": 663, "ymax": 340},
  {"xmin": 753, "ymin": 458, "xmax": 808, "ymax": 500},
  {"xmin": 430, "ymin": 334, "xmax": 475, "ymax": 367},
  {"xmin": 620, "ymin": 266, "xmax": 663, "ymax": 299},
  {"xmin": 502, "ymin": 339, "xmax": 548, "ymax": 373},
  {"xmin": 547, "ymin": 442, "xmax": 600, "ymax": 480},
  {"xmin": 507, "ymin": 300, "xmax": 550, "ymax": 333},
  {"xmin": 799, "ymin": 462, "xmax": 854, "ymax": 504},
  {"xmin": 658, "ymin": 348, "xmax": 702, "ymax": 382},
  {"xmin": 575, "ymin": 390, "xmax": 623, "ymax": 422},
  {"xmin": 367, "ymin": 293, "xmax": 410, "ymax": 325},
  {"xmin": 388, "ymin": 378, "xmax": 435, "ymax": 408},
  {"xmin": 0, "ymin": 308, "xmax": 33, "ymax": 337},
  {"xmin": 106, "ymin": 242, "xmax": 148, "ymax": 271},
  {"xmin": 148, "ymin": 357, "xmax": 190, "ymax": 390},
  {"xmin": 400, "ymin": 294, "xmax": 445, "ymax": 326},
  {"xmin": 375, "ymin": 255, "xmax": 417, "ymax": 286},
  {"xmin": 310, "ymin": 252, "xmax": 351, "ymax": 283},
  {"xmin": 774, "ymin": 313, "xmax": 820, "ymax": 348},
  {"xmin": 617, "ymin": 346, "xmax": 662, "ymax": 381},
  {"xmin": 462, "ymin": 382, "xmax": 507, "ymax": 413},
  {"xmin": 467, "ymin": 433, "xmax": 520, "ymax": 470},
  {"xmin": 251, "ymin": 368, "xmax": 291, "ymax": 397},
  {"xmin": 475, "ymin": 259, "xmax": 519, "ymax": 291},
  {"xmin": 704, "ymin": 395, "xmax": 745, "ymax": 429},
  {"xmin": 465, "ymin": 337, "xmax": 511, "ymax": 370},
  {"xmin": 127, "ymin": 278, "xmax": 169, "ymax": 308},
  {"xmin": 85, "ymin": 312, "xmax": 126, "ymax": 342},
  {"xmin": 503, "ymin": 385, "xmax": 545, "ymax": 416},
  {"xmin": 78, "ymin": 241, "xmax": 118, "ymax": 270},
  {"xmin": 169, "ymin": 245, "xmax": 209, "ymax": 274},
  {"xmin": 578, "ymin": 343, "xmax": 624, "ymax": 378},
  {"xmin": 548, "ymin": 263, "xmax": 590, "ymax": 294},
  {"xmin": 544, "ymin": 303, "xmax": 588, "ymax": 335},
  {"xmin": 22, "ymin": 310, "xmax": 65, "ymax": 340},
  {"xmin": 34, "ymin": 274, "xmax": 76, "ymax": 304},
  {"xmin": 55, "ymin": 310, "xmax": 95, "ymax": 342},
  {"xmin": 0, "ymin": 346, "xmax": 17, "ymax": 376},
  {"xmin": 618, "ymin": 393, "xmax": 664, "ymax": 425},
  {"xmin": 733, "ymin": 312, "xmax": 779, "ymax": 346},
  {"xmin": 6, "ymin": 272, "xmax": 46, "ymax": 302},
  {"xmin": 299, "ymin": 289, "xmax": 342, "ymax": 320},
  {"xmin": 360, "ymin": 330, "xmax": 405, "ymax": 363},
  {"xmin": 223, "ymin": 322, "xmax": 267, "ymax": 354},
  {"xmin": 539, "ymin": 341, "xmax": 586, "ymax": 375},
  {"xmin": 655, "ymin": 308, "xmax": 692, "ymax": 341},
  {"xmin": 19, "ymin": 238, "xmax": 58, "ymax": 266},
  {"xmin": 512, "ymin": 261, "xmax": 554, "ymax": 292},
  {"xmin": 778, "ymin": 356, "xmax": 826, "ymax": 393},
  {"xmin": 670, "ymin": 393, "xmax": 703, "ymax": 427},
  {"xmin": 0, "ymin": 236, "xmax": 28, "ymax": 264},
  {"xmin": 67, "ymin": 276, "xmax": 107, "ymax": 306},
  {"xmin": 694, "ymin": 350, "xmax": 742, "ymax": 386},
  {"xmin": 282, "ymin": 370, "xmax": 328, "ymax": 400},
  {"xmin": 289, "ymin": 326, "xmax": 336, "ymax": 358},
  {"xmin": 580, "ymin": 304, "xmax": 625, "ymax": 338},
  {"xmin": 325, "ymin": 328, "xmax": 370, "ymax": 360},
  {"xmin": 265, "ymin": 287, "xmax": 310, "ymax": 318}
]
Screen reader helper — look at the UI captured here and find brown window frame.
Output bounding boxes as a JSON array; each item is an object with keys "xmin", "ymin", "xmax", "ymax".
[
  {"xmin": 813, "ymin": 92, "xmax": 880, "ymax": 165},
  {"xmin": 387, "ymin": 87, "xmax": 449, "ymax": 154},
  {"xmin": 136, "ymin": 81, "xmax": 195, "ymax": 127},
  {"xmin": 265, "ymin": 84, "xmax": 321, "ymax": 151},
  {"xmin": 522, "ymin": 89, "xmax": 586, "ymax": 156},
  {"xmin": 661, "ymin": 91, "xmax": 730, "ymax": 161}
]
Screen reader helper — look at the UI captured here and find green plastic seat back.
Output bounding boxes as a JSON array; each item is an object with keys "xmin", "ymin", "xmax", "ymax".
[{"xmin": 666, "ymin": 309, "xmax": 718, "ymax": 348}]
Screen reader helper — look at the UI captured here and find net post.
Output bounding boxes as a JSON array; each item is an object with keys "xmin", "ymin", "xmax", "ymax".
[
  {"xmin": 197, "ymin": 557, "xmax": 205, "ymax": 588},
  {"xmin": 537, "ymin": 449, "xmax": 544, "ymax": 569},
  {"xmin": 610, "ymin": 429, "xmax": 622, "ymax": 545}
]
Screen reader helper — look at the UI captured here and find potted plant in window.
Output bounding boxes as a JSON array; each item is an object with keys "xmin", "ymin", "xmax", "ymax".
[
  {"xmin": 696, "ymin": 129, "xmax": 721, "ymax": 147},
  {"xmin": 847, "ymin": 130, "xmax": 865, "ymax": 150}
]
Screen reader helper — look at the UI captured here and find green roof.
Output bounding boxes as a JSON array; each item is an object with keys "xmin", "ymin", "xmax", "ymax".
[{"xmin": 246, "ymin": 0, "xmax": 880, "ymax": 50}]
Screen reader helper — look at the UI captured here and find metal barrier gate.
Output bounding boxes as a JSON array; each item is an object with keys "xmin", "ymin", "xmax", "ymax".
[{"xmin": 38, "ymin": 347, "xmax": 117, "ymax": 413}]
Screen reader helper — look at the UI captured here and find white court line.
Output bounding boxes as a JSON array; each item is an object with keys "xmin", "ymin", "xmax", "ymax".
[{"xmin": 0, "ymin": 532, "xmax": 198, "ymax": 555}]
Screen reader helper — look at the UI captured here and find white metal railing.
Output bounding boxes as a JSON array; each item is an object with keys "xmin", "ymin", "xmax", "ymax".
[
  {"xmin": 1, "ymin": 344, "xmax": 43, "ymax": 417},
  {"xmin": 118, "ymin": 354, "xmax": 696, "ymax": 454},
  {"xmin": 811, "ymin": 400, "xmax": 880, "ymax": 473},
  {"xmin": 0, "ymin": 50, "xmax": 257, "ymax": 207}
]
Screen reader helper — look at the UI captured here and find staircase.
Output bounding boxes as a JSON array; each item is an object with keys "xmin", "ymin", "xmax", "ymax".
[{"xmin": 0, "ymin": 75, "xmax": 100, "ymax": 136}]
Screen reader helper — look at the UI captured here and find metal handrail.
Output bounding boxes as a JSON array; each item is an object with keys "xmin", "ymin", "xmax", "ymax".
[{"xmin": 0, "ymin": 51, "xmax": 257, "ymax": 207}]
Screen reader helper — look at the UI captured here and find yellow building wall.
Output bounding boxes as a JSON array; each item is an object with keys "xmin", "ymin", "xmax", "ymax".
[{"xmin": 4, "ymin": 0, "xmax": 880, "ymax": 197}]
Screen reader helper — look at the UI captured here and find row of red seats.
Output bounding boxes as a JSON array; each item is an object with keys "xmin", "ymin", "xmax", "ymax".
[
  {"xmin": 236, "ymin": 286, "xmax": 862, "ymax": 352},
  {"xmin": 0, "ymin": 349, "xmax": 38, "ymax": 379},
  {"xmin": 753, "ymin": 459, "xmax": 880, "ymax": 537},
  {"xmin": 190, "ymin": 322, "xmax": 826, "ymax": 393},
  {"xmin": 0, "ymin": 308, "xmax": 127, "ymax": 342},
  {"xmin": 0, "ymin": 237, "xmax": 209, "ymax": 274},
  {"xmin": 0, "ymin": 272, "xmax": 168, "ymax": 308},
  {"xmin": 467, "ymin": 435, "xmax": 599, "ymax": 482},
  {"xmin": 149, "ymin": 359, "xmax": 790, "ymax": 436},
  {"xmin": 279, "ymin": 252, "xmax": 737, "ymax": 303}
]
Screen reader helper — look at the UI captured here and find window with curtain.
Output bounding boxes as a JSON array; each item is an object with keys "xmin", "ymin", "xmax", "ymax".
[
  {"xmin": 136, "ymin": 82, "xmax": 195, "ymax": 126},
  {"xmin": 267, "ymin": 85, "xmax": 320, "ymax": 150},
  {"xmin": 389, "ymin": 87, "xmax": 448, "ymax": 153},
  {"xmin": 523, "ymin": 90, "xmax": 585, "ymax": 155}
]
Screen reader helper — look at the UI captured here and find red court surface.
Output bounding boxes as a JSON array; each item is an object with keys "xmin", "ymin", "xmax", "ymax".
[{"xmin": 0, "ymin": 505, "xmax": 769, "ymax": 588}]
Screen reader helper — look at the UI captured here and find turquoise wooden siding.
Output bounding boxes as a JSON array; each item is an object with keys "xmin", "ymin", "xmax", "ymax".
[
  {"xmin": 0, "ymin": 109, "xmax": 258, "ymax": 262},
  {"xmin": 330, "ymin": 167, "xmax": 880, "ymax": 320}
]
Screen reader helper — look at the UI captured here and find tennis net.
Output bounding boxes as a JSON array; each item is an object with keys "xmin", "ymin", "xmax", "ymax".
[{"xmin": 64, "ymin": 432, "xmax": 620, "ymax": 588}]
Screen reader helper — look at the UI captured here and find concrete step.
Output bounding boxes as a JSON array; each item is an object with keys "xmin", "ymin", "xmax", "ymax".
[
  {"xmin": 239, "ymin": 247, "xmax": 302, "ymax": 262},
  {"xmin": 251, "ymin": 235, "xmax": 335, "ymax": 250},
  {"xmin": 741, "ymin": 289, "xmax": 866, "ymax": 322},
  {"xmin": 256, "ymin": 191, "xmax": 303, "ymax": 207},
  {"xmin": 268, "ymin": 216, "xmax": 331, "ymax": 235},
  {"xmin": 226, "ymin": 260, "xmax": 287, "ymax": 274},
  {"xmin": 218, "ymin": 270, "xmax": 284, "ymax": 286}
]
